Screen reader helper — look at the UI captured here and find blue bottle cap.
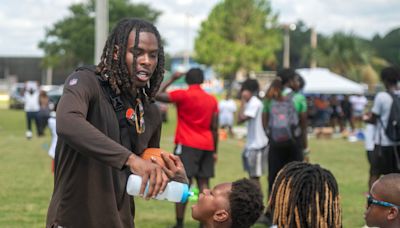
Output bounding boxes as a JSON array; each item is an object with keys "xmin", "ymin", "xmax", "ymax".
[{"xmin": 180, "ymin": 184, "xmax": 191, "ymax": 203}]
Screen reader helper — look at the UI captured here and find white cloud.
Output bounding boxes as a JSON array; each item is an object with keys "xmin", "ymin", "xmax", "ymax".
[
  {"xmin": 271, "ymin": 0, "xmax": 400, "ymax": 38},
  {"xmin": 0, "ymin": 0, "xmax": 398, "ymax": 56}
]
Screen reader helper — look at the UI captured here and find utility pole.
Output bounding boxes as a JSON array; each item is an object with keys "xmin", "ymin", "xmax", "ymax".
[
  {"xmin": 183, "ymin": 13, "xmax": 191, "ymax": 68},
  {"xmin": 95, "ymin": 0, "xmax": 109, "ymax": 64},
  {"xmin": 282, "ymin": 23, "xmax": 296, "ymax": 68},
  {"xmin": 310, "ymin": 27, "xmax": 317, "ymax": 68}
]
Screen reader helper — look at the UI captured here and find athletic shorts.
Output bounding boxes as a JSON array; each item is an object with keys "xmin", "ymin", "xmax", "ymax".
[
  {"xmin": 370, "ymin": 145, "xmax": 400, "ymax": 175},
  {"xmin": 174, "ymin": 144, "xmax": 215, "ymax": 178},
  {"xmin": 242, "ymin": 146, "xmax": 268, "ymax": 178}
]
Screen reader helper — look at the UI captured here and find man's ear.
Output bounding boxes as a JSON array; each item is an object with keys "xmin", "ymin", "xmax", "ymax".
[
  {"xmin": 213, "ymin": 209, "xmax": 229, "ymax": 223},
  {"xmin": 113, "ymin": 45, "xmax": 119, "ymax": 60},
  {"xmin": 387, "ymin": 207, "xmax": 399, "ymax": 221}
]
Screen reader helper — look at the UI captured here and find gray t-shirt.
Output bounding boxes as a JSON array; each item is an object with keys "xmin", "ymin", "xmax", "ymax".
[
  {"xmin": 244, "ymin": 96, "xmax": 268, "ymax": 149},
  {"xmin": 372, "ymin": 91, "xmax": 400, "ymax": 146}
]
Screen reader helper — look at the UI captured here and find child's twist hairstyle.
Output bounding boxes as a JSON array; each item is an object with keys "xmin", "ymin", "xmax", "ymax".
[{"xmin": 267, "ymin": 161, "xmax": 342, "ymax": 228}]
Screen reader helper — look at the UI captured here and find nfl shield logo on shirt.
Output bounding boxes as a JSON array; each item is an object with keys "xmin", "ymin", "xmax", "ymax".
[{"xmin": 69, "ymin": 78, "xmax": 78, "ymax": 86}]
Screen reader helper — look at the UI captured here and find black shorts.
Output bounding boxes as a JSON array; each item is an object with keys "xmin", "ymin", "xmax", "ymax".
[
  {"xmin": 174, "ymin": 144, "xmax": 215, "ymax": 178},
  {"xmin": 370, "ymin": 145, "xmax": 400, "ymax": 175}
]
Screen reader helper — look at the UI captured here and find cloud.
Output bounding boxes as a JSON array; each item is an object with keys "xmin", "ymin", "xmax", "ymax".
[{"xmin": 271, "ymin": 0, "xmax": 400, "ymax": 38}]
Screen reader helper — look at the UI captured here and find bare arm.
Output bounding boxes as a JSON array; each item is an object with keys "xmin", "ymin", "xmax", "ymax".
[
  {"xmin": 155, "ymin": 72, "xmax": 185, "ymax": 103},
  {"xmin": 299, "ymin": 112, "xmax": 308, "ymax": 150},
  {"xmin": 262, "ymin": 111, "xmax": 269, "ymax": 131},
  {"xmin": 211, "ymin": 112, "xmax": 219, "ymax": 161}
]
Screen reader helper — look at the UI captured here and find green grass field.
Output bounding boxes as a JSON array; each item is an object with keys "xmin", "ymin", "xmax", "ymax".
[{"xmin": 0, "ymin": 107, "xmax": 369, "ymax": 227}]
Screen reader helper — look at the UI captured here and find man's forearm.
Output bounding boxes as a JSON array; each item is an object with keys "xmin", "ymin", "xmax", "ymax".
[
  {"xmin": 159, "ymin": 78, "xmax": 175, "ymax": 93},
  {"xmin": 156, "ymin": 78, "xmax": 175, "ymax": 102}
]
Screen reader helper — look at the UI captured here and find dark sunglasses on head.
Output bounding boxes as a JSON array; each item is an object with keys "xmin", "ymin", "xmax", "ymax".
[{"xmin": 367, "ymin": 195, "xmax": 400, "ymax": 209}]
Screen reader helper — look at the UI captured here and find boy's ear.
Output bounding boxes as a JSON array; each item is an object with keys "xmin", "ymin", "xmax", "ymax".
[
  {"xmin": 387, "ymin": 207, "xmax": 399, "ymax": 221},
  {"xmin": 213, "ymin": 209, "xmax": 229, "ymax": 223}
]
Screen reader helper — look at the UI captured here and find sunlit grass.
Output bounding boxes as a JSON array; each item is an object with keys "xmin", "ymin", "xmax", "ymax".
[{"xmin": 0, "ymin": 107, "xmax": 368, "ymax": 227}]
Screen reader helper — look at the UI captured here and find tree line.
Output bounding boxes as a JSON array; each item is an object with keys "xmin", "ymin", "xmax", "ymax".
[{"xmin": 39, "ymin": 0, "xmax": 399, "ymax": 90}]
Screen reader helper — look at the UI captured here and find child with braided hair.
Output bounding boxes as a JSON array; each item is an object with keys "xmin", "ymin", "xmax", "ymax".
[{"xmin": 267, "ymin": 161, "xmax": 342, "ymax": 228}]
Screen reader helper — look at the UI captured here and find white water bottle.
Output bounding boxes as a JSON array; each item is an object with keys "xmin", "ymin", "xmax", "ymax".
[{"xmin": 126, "ymin": 174, "xmax": 192, "ymax": 203}]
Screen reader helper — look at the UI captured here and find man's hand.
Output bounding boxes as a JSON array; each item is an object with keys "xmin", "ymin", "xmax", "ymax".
[
  {"xmin": 159, "ymin": 152, "xmax": 189, "ymax": 184},
  {"xmin": 125, "ymin": 154, "xmax": 168, "ymax": 199}
]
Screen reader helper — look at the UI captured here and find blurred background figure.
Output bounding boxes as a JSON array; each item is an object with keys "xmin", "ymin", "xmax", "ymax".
[
  {"xmin": 350, "ymin": 94, "xmax": 368, "ymax": 131},
  {"xmin": 313, "ymin": 94, "xmax": 331, "ymax": 128},
  {"xmin": 329, "ymin": 95, "xmax": 344, "ymax": 132},
  {"xmin": 340, "ymin": 95, "xmax": 355, "ymax": 135},
  {"xmin": 238, "ymin": 79, "xmax": 268, "ymax": 188},
  {"xmin": 37, "ymin": 90, "xmax": 50, "ymax": 136},
  {"xmin": 23, "ymin": 81, "xmax": 40, "ymax": 139},
  {"xmin": 47, "ymin": 102, "xmax": 58, "ymax": 173},
  {"xmin": 263, "ymin": 69, "xmax": 307, "ymax": 196},
  {"xmin": 218, "ymin": 92, "xmax": 237, "ymax": 138}
]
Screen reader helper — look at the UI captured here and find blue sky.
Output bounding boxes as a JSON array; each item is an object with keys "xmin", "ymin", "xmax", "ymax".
[{"xmin": 0, "ymin": 0, "xmax": 399, "ymax": 56}]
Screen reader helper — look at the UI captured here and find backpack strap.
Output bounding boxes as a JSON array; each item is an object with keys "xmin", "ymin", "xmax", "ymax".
[{"xmin": 74, "ymin": 66, "xmax": 137, "ymax": 153}]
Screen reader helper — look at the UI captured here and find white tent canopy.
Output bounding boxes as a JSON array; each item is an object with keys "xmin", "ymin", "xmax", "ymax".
[{"xmin": 296, "ymin": 68, "xmax": 364, "ymax": 95}]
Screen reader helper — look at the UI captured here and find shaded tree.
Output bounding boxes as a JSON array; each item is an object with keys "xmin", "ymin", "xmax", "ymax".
[
  {"xmin": 372, "ymin": 28, "xmax": 400, "ymax": 65},
  {"xmin": 314, "ymin": 32, "xmax": 373, "ymax": 81},
  {"xmin": 194, "ymin": 0, "xmax": 281, "ymax": 80},
  {"xmin": 39, "ymin": 0, "xmax": 161, "ymax": 68}
]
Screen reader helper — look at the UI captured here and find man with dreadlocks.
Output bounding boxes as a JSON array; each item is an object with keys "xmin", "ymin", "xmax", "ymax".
[
  {"xmin": 267, "ymin": 161, "xmax": 342, "ymax": 228},
  {"xmin": 46, "ymin": 18, "xmax": 186, "ymax": 228}
]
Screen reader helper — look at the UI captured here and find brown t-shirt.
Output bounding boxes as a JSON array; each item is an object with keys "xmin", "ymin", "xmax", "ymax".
[{"xmin": 46, "ymin": 69, "xmax": 162, "ymax": 228}]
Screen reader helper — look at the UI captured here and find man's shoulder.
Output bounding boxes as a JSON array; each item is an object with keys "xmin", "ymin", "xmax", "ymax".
[
  {"xmin": 65, "ymin": 68, "xmax": 98, "ymax": 85},
  {"xmin": 375, "ymin": 91, "xmax": 391, "ymax": 102}
]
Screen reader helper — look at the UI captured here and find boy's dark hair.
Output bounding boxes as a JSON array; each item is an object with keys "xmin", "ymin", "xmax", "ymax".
[
  {"xmin": 185, "ymin": 68, "xmax": 204, "ymax": 85},
  {"xmin": 96, "ymin": 18, "xmax": 164, "ymax": 98},
  {"xmin": 229, "ymin": 178, "xmax": 264, "ymax": 228},
  {"xmin": 381, "ymin": 66, "xmax": 400, "ymax": 85},
  {"xmin": 240, "ymin": 79, "xmax": 260, "ymax": 94},
  {"xmin": 277, "ymin": 68, "xmax": 296, "ymax": 85},
  {"xmin": 297, "ymin": 74, "xmax": 305, "ymax": 90}
]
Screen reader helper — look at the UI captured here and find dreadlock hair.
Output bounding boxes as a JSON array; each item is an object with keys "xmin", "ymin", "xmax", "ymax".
[
  {"xmin": 267, "ymin": 161, "xmax": 342, "ymax": 228},
  {"xmin": 96, "ymin": 18, "xmax": 164, "ymax": 99},
  {"xmin": 229, "ymin": 178, "xmax": 264, "ymax": 228}
]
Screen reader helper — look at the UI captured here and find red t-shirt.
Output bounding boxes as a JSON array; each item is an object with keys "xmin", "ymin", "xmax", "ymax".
[{"xmin": 168, "ymin": 85, "xmax": 218, "ymax": 151}]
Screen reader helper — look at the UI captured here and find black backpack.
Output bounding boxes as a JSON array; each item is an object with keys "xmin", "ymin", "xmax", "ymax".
[{"xmin": 384, "ymin": 92, "xmax": 400, "ymax": 142}]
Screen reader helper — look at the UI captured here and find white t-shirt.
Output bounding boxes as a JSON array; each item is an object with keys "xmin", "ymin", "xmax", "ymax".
[
  {"xmin": 372, "ymin": 91, "xmax": 400, "ymax": 146},
  {"xmin": 24, "ymin": 90, "xmax": 40, "ymax": 112},
  {"xmin": 350, "ymin": 95, "xmax": 368, "ymax": 112},
  {"xmin": 219, "ymin": 99, "xmax": 237, "ymax": 126},
  {"xmin": 244, "ymin": 96, "xmax": 268, "ymax": 149}
]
